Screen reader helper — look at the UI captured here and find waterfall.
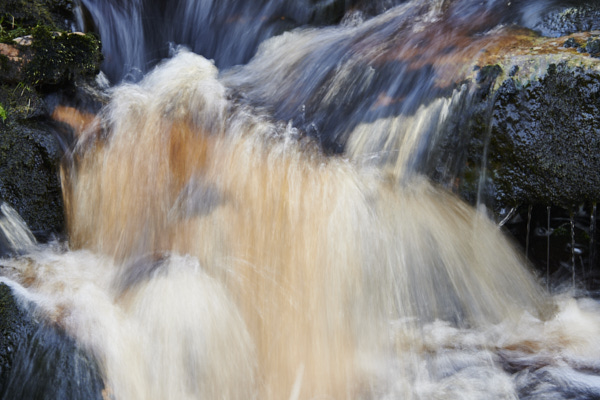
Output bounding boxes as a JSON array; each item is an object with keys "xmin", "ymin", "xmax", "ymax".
[
  {"xmin": 2, "ymin": 0, "xmax": 600, "ymax": 399},
  {"xmin": 0, "ymin": 203, "xmax": 36, "ymax": 256}
]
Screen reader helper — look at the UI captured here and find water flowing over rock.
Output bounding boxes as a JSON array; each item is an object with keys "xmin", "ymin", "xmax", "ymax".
[
  {"xmin": 2, "ymin": 0, "xmax": 600, "ymax": 399},
  {"xmin": 76, "ymin": 0, "xmax": 364, "ymax": 82}
]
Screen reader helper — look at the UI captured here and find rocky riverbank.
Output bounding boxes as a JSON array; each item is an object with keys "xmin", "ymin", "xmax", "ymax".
[
  {"xmin": 0, "ymin": 1, "xmax": 104, "ymax": 395},
  {"xmin": 1, "ymin": 0, "xmax": 102, "ymax": 240}
]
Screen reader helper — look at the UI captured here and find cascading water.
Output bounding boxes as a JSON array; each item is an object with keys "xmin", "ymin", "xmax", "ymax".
[{"xmin": 2, "ymin": 0, "xmax": 600, "ymax": 399}]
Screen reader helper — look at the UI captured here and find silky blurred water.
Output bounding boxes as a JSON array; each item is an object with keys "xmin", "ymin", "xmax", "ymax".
[{"xmin": 2, "ymin": 0, "xmax": 600, "ymax": 399}]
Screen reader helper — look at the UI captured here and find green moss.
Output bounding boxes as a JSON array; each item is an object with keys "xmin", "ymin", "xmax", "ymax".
[
  {"xmin": 0, "ymin": 24, "xmax": 29, "ymax": 43},
  {"xmin": 23, "ymin": 25, "xmax": 102, "ymax": 90},
  {"xmin": 0, "ymin": 0, "xmax": 75, "ymax": 37},
  {"xmin": 553, "ymin": 223, "xmax": 570, "ymax": 238},
  {"xmin": 0, "ymin": 83, "xmax": 44, "ymax": 120}
]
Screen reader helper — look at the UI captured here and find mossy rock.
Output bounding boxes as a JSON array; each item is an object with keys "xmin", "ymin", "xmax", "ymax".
[
  {"xmin": 23, "ymin": 26, "xmax": 102, "ymax": 90},
  {"xmin": 0, "ymin": 0, "xmax": 75, "ymax": 37},
  {"xmin": 450, "ymin": 31, "xmax": 600, "ymax": 211}
]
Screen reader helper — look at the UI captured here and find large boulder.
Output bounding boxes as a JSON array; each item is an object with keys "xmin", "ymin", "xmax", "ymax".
[
  {"xmin": 450, "ymin": 29, "xmax": 600, "ymax": 285},
  {"xmin": 488, "ymin": 62, "xmax": 599, "ymax": 208},
  {"xmin": 459, "ymin": 31, "xmax": 600, "ymax": 209}
]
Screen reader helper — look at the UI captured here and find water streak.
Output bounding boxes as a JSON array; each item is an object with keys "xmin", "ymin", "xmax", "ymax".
[
  {"xmin": 526, "ymin": 204, "xmax": 533, "ymax": 260},
  {"xmin": 571, "ymin": 211, "xmax": 576, "ymax": 289},
  {"xmin": 548, "ymin": 206, "xmax": 551, "ymax": 289},
  {"xmin": 591, "ymin": 203, "xmax": 597, "ymax": 274},
  {"xmin": 0, "ymin": 203, "xmax": 37, "ymax": 256}
]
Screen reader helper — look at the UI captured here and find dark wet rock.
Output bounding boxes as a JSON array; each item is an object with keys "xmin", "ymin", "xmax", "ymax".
[
  {"xmin": 442, "ymin": 34, "xmax": 600, "ymax": 283},
  {"xmin": 422, "ymin": 29, "xmax": 600, "ymax": 213},
  {"xmin": 0, "ymin": 282, "xmax": 31, "ymax": 383},
  {"xmin": 0, "ymin": 0, "xmax": 105, "ymax": 393},
  {"xmin": 586, "ymin": 38, "xmax": 600, "ymax": 58},
  {"xmin": 456, "ymin": 60, "xmax": 600, "ymax": 213},
  {"xmin": 0, "ymin": 120, "xmax": 65, "ymax": 237},
  {"xmin": 563, "ymin": 37, "xmax": 581, "ymax": 49},
  {"xmin": 487, "ymin": 63, "xmax": 600, "ymax": 209},
  {"xmin": 441, "ymin": 28, "xmax": 600, "ymax": 212},
  {"xmin": 528, "ymin": 2, "xmax": 600, "ymax": 37},
  {"xmin": 474, "ymin": 64, "xmax": 503, "ymax": 95},
  {"xmin": 0, "ymin": 282, "xmax": 105, "ymax": 399}
]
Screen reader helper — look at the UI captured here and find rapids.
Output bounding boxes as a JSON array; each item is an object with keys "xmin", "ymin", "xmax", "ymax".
[{"xmin": 2, "ymin": 0, "xmax": 600, "ymax": 399}]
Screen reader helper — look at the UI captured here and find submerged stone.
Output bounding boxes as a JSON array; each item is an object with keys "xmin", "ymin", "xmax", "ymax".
[{"xmin": 0, "ymin": 283, "xmax": 105, "ymax": 399}]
